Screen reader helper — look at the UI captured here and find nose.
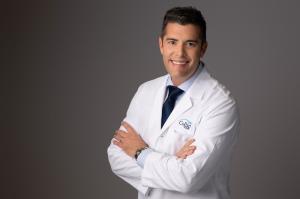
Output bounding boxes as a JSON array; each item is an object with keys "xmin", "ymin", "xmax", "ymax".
[{"xmin": 175, "ymin": 43, "xmax": 185, "ymax": 58}]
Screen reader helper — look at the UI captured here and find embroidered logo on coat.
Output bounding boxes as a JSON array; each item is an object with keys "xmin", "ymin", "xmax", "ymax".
[{"xmin": 178, "ymin": 119, "xmax": 192, "ymax": 130}]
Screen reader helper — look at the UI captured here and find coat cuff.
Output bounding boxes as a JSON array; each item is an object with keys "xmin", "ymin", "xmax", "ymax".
[
  {"xmin": 138, "ymin": 185, "xmax": 152, "ymax": 196},
  {"xmin": 137, "ymin": 148, "xmax": 153, "ymax": 168}
]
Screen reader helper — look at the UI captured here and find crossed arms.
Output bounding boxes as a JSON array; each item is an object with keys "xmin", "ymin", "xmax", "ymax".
[
  {"xmin": 107, "ymin": 84, "xmax": 239, "ymax": 195},
  {"xmin": 113, "ymin": 121, "xmax": 196, "ymax": 159},
  {"xmin": 107, "ymin": 122, "xmax": 196, "ymax": 195},
  {"xmin": 107, "ymin": 104, "xmax": 238, "ymax": 194}
]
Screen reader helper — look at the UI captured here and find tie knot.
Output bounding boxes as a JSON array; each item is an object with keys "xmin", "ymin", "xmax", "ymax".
[{"xmin": 167, "ymin": 85, "xmax": 184, "ymax": 99}]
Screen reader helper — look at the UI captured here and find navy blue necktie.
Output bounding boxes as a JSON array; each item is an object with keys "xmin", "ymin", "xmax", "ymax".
[{"xmin": 161, "ymin": 85, "xmax": 184, "ymax": 128}]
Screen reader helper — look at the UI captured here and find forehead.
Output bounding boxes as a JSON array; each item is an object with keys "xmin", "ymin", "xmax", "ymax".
[{"xmin": 163, "ymin": 23, "xmax": 201, "ymax": 41}]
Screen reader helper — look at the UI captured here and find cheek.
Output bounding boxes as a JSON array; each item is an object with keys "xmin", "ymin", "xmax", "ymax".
[
  {"xmin": 161, "ymin": 53, "xmax": 168, "ymax": 61},
  {"xmin": 190, "ymin": 51, "xmax": 202, "ymax": 60},
  {"xmin": 163, "ymin": 45, "xmax": 174, "ymax": 54},
  {"xmin": 163, "ymin": 57, "xmax": 171, "ymax": 68},
  {"xmin": 162, "ymin": 50, "xmax": 171, "ymax": 61}
]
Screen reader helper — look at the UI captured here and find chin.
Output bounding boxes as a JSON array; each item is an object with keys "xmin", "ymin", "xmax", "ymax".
[
  {"xmin": 169, "ymin": 72, "xmax": 188, "ymax": 80},
  {"xmin": 168, "ymin": 68, "xmax": 189, "ymax": 76}
]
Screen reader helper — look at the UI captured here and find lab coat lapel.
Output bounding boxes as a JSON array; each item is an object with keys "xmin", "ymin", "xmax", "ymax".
[
  {"xmin": 146, "ymin": 81, "xmax": 166, "ymax": 145},
  {"xmin": 161, "ymin": 94, "xmax": 193, "ymax": 132}
]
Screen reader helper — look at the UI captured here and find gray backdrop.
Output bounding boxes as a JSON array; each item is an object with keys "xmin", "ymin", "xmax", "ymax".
[{"xmin": 3, "ymin": 0, "xmax": 300, "ymax": 198}]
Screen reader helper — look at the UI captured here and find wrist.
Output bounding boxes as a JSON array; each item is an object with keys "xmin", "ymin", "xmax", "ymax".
[{"xmin": 134, "ymin": 146, "xmax": 148, "ymax": 159}]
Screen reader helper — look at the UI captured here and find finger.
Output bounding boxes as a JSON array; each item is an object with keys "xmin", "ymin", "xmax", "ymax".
[
  {"xmin": 187, "ymin": 147, "xmax": 197, "ymax": 155},
  {"xmin": 176, "ymin": 151, "xmax": 183, "ymax": 157},
  {"xmin": 115, "ymin": 130, "xmax": 126, "ymax": 135},
  {"xmin": 187, "ymin": 148, "xmax": 196, "ymax": 155},
  {"xmin": 114, "ymin": 131, "xmax": 120, "ymax": 138},
  {"xmin": 185, "ymin": 146, "xmax": 196, "ymax": 152},
  {"xmin": 176, "ymin": 149, "xmax": 186, "ymax": 157},
  {"xmin": 182, "ymin": 146, "xmax": 196, "ymax": 155},
  {"xmin": 189, "ymin": 145, "xmax": 196, "ymax": 150},
  {"xmin": 183, "ymin": 138, "xmax": 195, "ymax": 147},
  {"xmin": 185, "ymin": 145, "xmax": 195, "ymax": 150},
  {"xmin": 118, "ymin": 131, "xmax": 128, "ymax": 138},
  {"xmin": 114, "ymin": 133, "xmax": 123, "ymax": 142},
  {"xmin": 113, "ymin": 140, "xmax": 123, "ymax": 148},
  {"xmin": 115, "ymin": 130, "xmax": 126, "ymax": 138},
  {"xmin": 121, "ymin": 121, "xmax": 135, "ymax": 133},
  {"xmin": 179, "ymin": 151, "xmax": 193, "ymax": 159}
]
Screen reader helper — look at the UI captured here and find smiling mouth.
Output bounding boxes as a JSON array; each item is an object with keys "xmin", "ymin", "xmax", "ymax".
[{"xmin": 170, "ymin": 60, "xmax": 189, "ymax": 65}]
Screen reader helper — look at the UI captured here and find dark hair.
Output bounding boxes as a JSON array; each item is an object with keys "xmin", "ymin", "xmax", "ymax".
[{"xmin": 161, "ymin": 7, "xmax": 207, "ymax": 43}]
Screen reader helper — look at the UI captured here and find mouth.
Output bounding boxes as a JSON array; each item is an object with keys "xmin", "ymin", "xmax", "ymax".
[{"xmin": 170, "ymin": 59, "xmax": 189, "ymax": 66}]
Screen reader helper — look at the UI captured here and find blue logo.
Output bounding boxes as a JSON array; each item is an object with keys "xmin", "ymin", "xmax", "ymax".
[{"xmin": 179, "ymin": 119, "xmax": 192, "ymax": 130}]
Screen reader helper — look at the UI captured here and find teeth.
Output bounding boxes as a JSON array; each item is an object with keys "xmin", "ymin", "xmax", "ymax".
[{"xmin": 172, "ymin": 60, "xmax": 188, "ymax": 65}]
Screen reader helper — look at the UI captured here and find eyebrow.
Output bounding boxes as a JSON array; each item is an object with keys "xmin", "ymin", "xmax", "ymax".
[
  {"xmin": 165, "ymin": 38, "xmax": 200, "ymax": 43},
  {"xmin": 185, "ymin": 40, "xmax": 200, "ymax": 43},
  {"xmin": 165, "ymin": 38, "xmax": 178, "ymax": 41}
]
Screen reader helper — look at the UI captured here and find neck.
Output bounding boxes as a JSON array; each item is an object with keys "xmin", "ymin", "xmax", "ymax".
[
  {"xmin": 171, "ymin": 77, "xmax": 185, "ymax": 87},
  {"xmin": 171, "ymin": 66, "xmax": 199, "ymax": 86}
]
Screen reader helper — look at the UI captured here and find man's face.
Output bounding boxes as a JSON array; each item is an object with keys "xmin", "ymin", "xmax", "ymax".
[{"xmin": 159, "ymin": 23, "xmax": 207, "ymax": 86}]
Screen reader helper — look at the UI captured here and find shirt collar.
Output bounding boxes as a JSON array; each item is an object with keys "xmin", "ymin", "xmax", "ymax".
[{"xmin": 166, "ymin": 62, "xmax": 203, "ymax": 92}]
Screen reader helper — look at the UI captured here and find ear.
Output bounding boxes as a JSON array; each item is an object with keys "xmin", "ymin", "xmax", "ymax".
[
  {"xmin": 159, "ymin": 36, "xmax": 163, "ymax": 55},
  {"xmin": 200, "ymin": 42, "xmax": 208, "ymax": 58}
]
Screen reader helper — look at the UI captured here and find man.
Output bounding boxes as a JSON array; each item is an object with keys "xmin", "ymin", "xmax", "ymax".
[{"xmin": 107, "ymin": 6, "xmax": 239, "ymax": 199}]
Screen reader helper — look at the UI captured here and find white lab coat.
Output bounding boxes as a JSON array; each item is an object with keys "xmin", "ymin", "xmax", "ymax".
[{"xmin": 107, "ymin": 66, "xmax": 240, "ymax": 199}]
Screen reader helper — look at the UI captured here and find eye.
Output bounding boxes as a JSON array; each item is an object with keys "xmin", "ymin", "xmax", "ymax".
[
  {"xmin": 186, "ymin": 42, "xmax": 197, "ymax": 48},
  {"xmin": 167, "ymin": 40, "xmax": 176, "ymax": 45}
]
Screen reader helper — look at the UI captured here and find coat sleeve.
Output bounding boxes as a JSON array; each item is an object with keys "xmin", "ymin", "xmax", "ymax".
[
  {"xmin": 107, "ymin": 84, "xmax": 151, "ymax": 196},
  {"xmin": 140, "ymin": 96, "xmax": 240, "ymax": 193},
  {"xmin": 107, "ymin": 142, "xmax": 150, "ymax": 195}
]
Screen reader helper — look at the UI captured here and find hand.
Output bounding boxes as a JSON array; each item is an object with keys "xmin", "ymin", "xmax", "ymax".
[
  {"xmin": 176, "ymin": 138, "xmax": 196, "ymax": 159},
  {"xmin": 113, "ymin": 121, "xmax": 148, "ymax": 158}
]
